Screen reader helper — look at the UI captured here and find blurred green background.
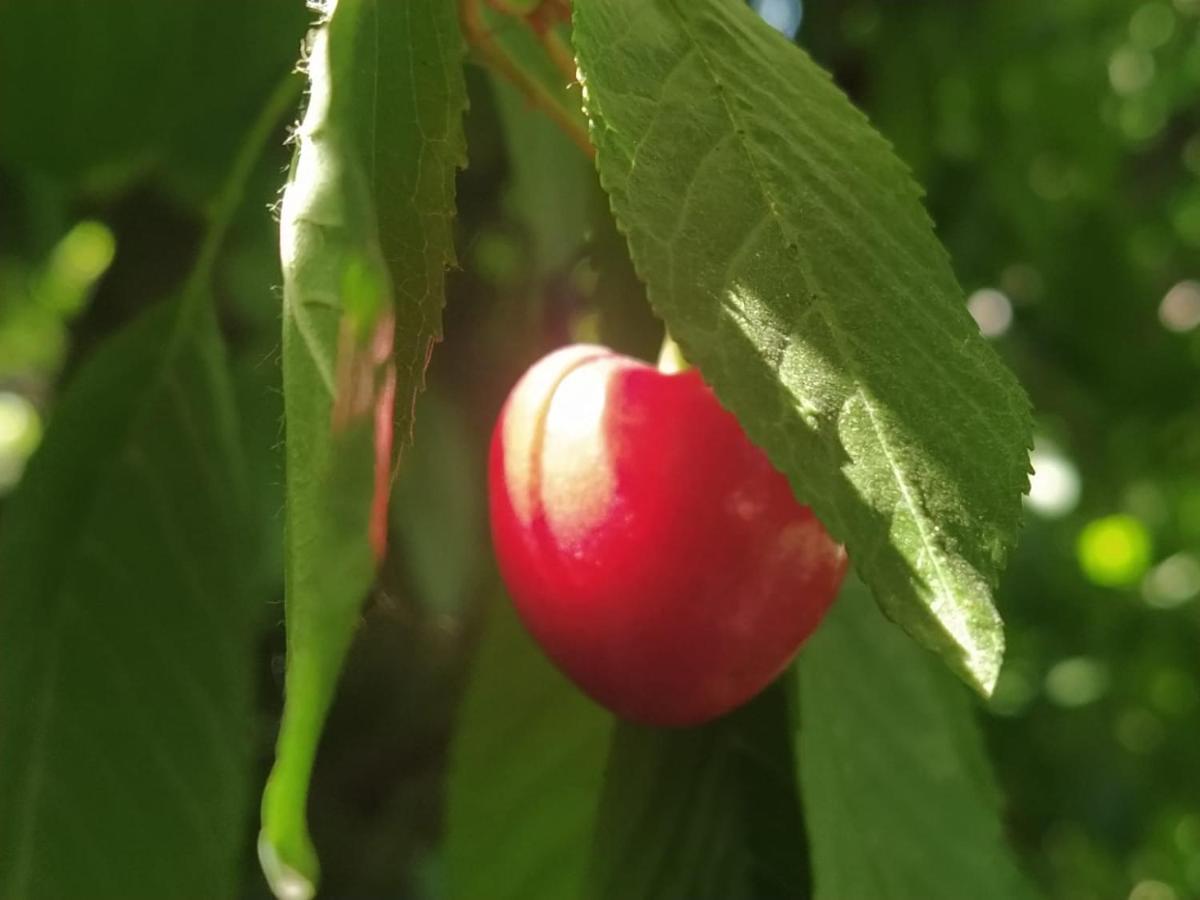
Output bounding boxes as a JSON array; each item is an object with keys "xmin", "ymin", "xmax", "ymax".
[{"xmin": 1, "ymin": 1, "xmax": 1198, "ymax": 898}]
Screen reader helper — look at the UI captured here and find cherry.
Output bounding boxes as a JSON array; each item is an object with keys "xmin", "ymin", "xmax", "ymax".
[{"xmin": 488, "ymin": 344, "xmax": 847, "ymax": 727}]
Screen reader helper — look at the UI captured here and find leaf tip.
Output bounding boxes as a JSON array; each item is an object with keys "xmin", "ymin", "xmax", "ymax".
[
  {"xmin": 956, "ymin": 624, "xmax": 1003, "ymax": 700},
  {"xmin": 257, "ymin": 831, "xmax": 317, "ymax": 900}
]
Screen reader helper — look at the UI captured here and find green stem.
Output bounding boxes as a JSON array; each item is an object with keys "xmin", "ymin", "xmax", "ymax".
[{"xmin": 459, "ymin": 0, "xmax": 593, "ymax": 157}]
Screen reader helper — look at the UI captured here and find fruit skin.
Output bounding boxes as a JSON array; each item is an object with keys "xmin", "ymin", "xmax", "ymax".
[{"xmin": 488, "ymin": 344, "xmax": 848, "ymax": 727}]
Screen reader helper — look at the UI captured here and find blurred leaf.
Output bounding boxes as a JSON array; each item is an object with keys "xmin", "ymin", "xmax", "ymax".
[
  {"xmin": 228, "ymin": 351, "xmax": 285, "ymax": 603},
  {"xmin": 391, "ymin": 391, "xmax": 482, "ymax": 617},
  {"xmin": 573, "ymin": 0, "xmax": 1032, "ymax": 695},
  {"xmin": 260, "ymin": 1, "xmax": 466, "ymax": 896},
  {"xmin": 797, "ymin": 582, "xmax": 1034, "ymax": 900},
  {"xmin": 444, "ymin": 594, "xmax": 612, "ymax": 900},
  {"xmin": 493, "ymin": 76, "xmax": 595, "ymax": 275},
  {"xmin": 0, "ymin": 219, "xmax": 117, "ymax": 382},
  {"xmin": 0, "ymin": 0, "xmax": 308, "ymax": 202},
  {"xmin": 587, "ymin": 683, "xmax": 808, "ymax": 900},
  {"xmin": 0, "ymin": 294, "xmax": 256, "ymax": 899},
  {"xmin": 470, "ymin": 3, "xmax": 586, "ymax": 153}
]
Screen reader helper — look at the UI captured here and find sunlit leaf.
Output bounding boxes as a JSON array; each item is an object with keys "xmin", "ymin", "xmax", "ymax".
[
  {"xmin": 259, "ymin": 1, "xmax": 466, "ymax": 896},
  {"xmin": 573, "ymin": 0, "xmax": 1032, "ymax": 694}
]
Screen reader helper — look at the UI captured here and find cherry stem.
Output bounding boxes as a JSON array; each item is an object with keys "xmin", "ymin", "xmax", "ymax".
[
  {"xmin": 459, "ymin": 0, "xmax": 594, "ymax": 158},
  {"xmin": 657, "ymin": 332, "xmax": 692, "ymax": 374}
]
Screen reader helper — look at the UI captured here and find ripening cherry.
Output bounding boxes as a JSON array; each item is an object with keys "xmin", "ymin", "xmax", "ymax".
[{"xmin": 488, "ymin": 343, "xmax": 847, "ymax": 727}]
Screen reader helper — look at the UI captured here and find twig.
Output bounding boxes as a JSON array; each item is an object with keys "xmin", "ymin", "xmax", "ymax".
[
  {"xmin": 539, "ymin": 28, "xmax": 578, "ymax": 87},
  {"xmin": 459, "ymin": 0, "xmax": 594, "ymax": 158},
  {"xmin": 485, "ymin": 0, "xmax": 578, "ymax": 90}
]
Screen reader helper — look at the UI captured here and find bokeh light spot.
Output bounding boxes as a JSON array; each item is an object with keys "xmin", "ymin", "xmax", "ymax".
[
  {"xmin": 43, "ymin": 220, "xmax": 116, "ymax": 314},
  {"xmin": 1128, "ymin": 880, "xmax": 1177, "ymax": 900},
  {"xmin": 752, "ymin": 0, "xmax": 803, "ymax": 39},
  {"xmin": 967, "ymin": 288, "xmax": 1013, "ymax": 338},
  {"xmin": 1142, "ymin": 553, "xmax": 1200, "ymax": 608},
  {"xmin": 1077, "ymin": 514, "xmax": 1152, "ymax": 587},
  {"xmin": 1159, "ymin": 280, "xmax": 1200, "ymax": 332},
  {"xmin": 1045, "ymin": 657, "xmax": 1110, "ymax": 707},
  {"xmin": 1109, "ymin": 46, "xmax": 1156, "ymax": 94},
  {"xmin": 1025, "ymin": 441, "xmax": 1081, "ymax": 518},
  {"xmin": 0, "ymin": 392, "xmax": 42, "ymax": 493},
  {"xmin": 1131, "ymin": 3, "xmax": 1177, "ymax": 49}
]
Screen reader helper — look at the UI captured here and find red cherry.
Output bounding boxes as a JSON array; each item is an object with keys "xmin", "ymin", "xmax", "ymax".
[{"xmin": 488, "ymin": 344, "xmax": 848, "ymax": 727}]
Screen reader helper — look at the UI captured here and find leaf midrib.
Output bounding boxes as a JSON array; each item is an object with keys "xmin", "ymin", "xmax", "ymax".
[{"xmin": 663, "ymin": 2, "xmax": 961, "ymax": 625}]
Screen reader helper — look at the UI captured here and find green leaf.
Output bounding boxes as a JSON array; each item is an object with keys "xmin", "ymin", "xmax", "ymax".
[
  {"xmin": 493, "ymin": 76, "xmax": 595, "ymax": 275},
  {"xmin": 797, "ymin": 582, "xmax": 1035, "ymax": 900},
  {"xmin": 0, "ymin": 0, "xmax": 308, "ymax": 202},
  {"xmin": 586, "ymin": 682, "xmax": 808, "ymax": 900},
  {"xmin": 260, "ymin": 1, "xmax": 466, "ymax": 896},
  {"xmin": 0, "ymin": 295, "xmax": 256, "ymax": 899},
  {"xmin": 572, "ymin": 0, "xmax": 1032, "ymax": 694},
  {"xmin": 468, "ymin": 3, "xmax": 589, "ymax": 157},
  {"xmin": 477, "ymin": 4, "xmax": 576, "ymax": 110},
  {"xmin": 391, "ymin": 391, "xmax": 482, "ymax": 618},
  {"xmin": 444, "ymin": 593, "xmax": 612, "ymax": 900}
]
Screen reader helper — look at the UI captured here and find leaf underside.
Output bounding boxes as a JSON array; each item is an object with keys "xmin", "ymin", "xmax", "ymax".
[
  {"xmin": 261, "ymin": 0, "xmax": 466, "ymax": 896},
  {"xmin": 572, "ymin": 0, "xmax": 1032, "ymax": 694}
]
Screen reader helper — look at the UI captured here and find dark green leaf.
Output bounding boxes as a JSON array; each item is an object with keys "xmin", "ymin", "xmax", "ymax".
[
  {"xmin": 0, "ymin": 0, "xmax": 308, "ymax": 202},
  {"xmin": 468, "ymin": 3, "xmax": 589, "ymax": 158},
  {"xmin": 797, "ymin": 582, "xmax": 1035, "ymax": 900},
  {"xmin": 260, "ymin": 1, "xmax": 466, "ymax": 896},
  {"xmin": 573, "ymin": 0, "xmax": 1032, "ymax": 694},
  {"xmin": 587, "ymin": 683, "xmax": 807, "ymax": 900},
  {"xmin": 0, "ymin": 296, "xmax": 255, "ymax": 899},
  {"xmin": 444, "ymin": 594, "xmax": 612, "ymax": 900},
  {"xmin": 391, "ymin": 391, "xmax": 482, "ymax": 618},
  {"xmin": 493, "ymin": 76, "xmax": 595, "ymax": 276}
]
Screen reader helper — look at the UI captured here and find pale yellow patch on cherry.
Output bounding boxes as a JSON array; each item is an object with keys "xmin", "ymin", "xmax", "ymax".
[{"xmin": 501, "ymin": 345, "xmax": 619, "ymax": 547}]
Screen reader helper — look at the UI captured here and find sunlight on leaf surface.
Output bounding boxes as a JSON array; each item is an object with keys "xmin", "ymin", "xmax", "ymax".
[{"xmin": 573, "ymin": 0, "xmax": 1033, "ymax": 694}]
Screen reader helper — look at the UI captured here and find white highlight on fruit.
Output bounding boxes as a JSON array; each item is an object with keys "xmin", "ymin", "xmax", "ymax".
[
  {"xmin": 502, "ymin": 346, "xmax": 616, "ymax": 547},
  {"xmin": 539, "ymin": 359, "xmax": 622, "ymax": 548}
]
